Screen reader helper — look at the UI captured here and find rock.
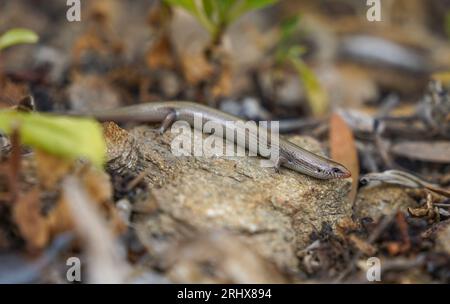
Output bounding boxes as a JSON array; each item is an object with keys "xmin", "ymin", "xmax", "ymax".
[
  {"xmin": 353, "ymin": 185, "xmax": 417, "ymax": 221},
  {"xmin": 103, "ymin": 122, "xmax": 352, "ymax": 274},
  {"xmin": 434, "ymin": 220, "xmax": 450, "ymax": 255}
]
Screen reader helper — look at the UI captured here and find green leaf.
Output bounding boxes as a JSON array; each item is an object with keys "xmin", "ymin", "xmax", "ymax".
[
  {"xmin": 280, "ymin": 15, "xmax": 300, "ymax": 43},
  {"xmin": 202, "ymin": 0, "xmax": 215, "ymax": 21},
  {"xmin": 288, "ymin": 51, "xmax": 328, "ymax": 117},
  {"xmin": 215, "ymin": 0, "xmax": 236, "ymax": 23},
  {"xmin": 0, "ymin": 28, "xmax": 39, "ymax": 51},
  {"xmin": 165, "ymin": 0, "xmax": 277, "ymax": 40},
  {"xmin": 0, "ymin": 110, "xmax": 106, "ymax": 167},
  {"xmin": 164, "ymin": 0, "xmax": 196, "ymax": 13}
]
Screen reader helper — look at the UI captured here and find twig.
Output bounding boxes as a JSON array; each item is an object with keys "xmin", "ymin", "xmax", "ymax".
[
  {"xmin": 335, "ymin": 212, "xmax": 396, "ymax": 282},
  {"xmin": 62, "ymin": 175, "xmax": 130, "ymax": 283}
]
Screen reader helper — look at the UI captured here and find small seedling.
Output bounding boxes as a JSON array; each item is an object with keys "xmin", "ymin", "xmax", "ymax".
[
  {"xmin": 164, "ymin": 0, "xmax": 277, "ymax": 46},
  {"xmin": 275, "ymin": 16, "xmax": 328, "ymax": 116}
]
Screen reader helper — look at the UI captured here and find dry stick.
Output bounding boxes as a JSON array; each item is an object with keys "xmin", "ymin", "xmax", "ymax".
[
  {"xmin": 374, "ymin": 121, "xmax": 395, "ymax": 169},
  {"xmin": 62, "ymin": 176, "xmax": 129, "ymax": 283},
  {"xmin": 8, "ymin": 127, "xmax": 21, "ymax": 204},
  {"xmin": 335, "ymin": 212, "xmax": 397, "ymax": 283},
  {"xmin": 125, "ymin": 167, "xmax": 152, "ymax": 191}
]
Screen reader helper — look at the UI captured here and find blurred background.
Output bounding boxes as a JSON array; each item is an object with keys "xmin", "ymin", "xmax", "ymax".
[
  {"xmin": 0, "ymin": 0, "xmax": 449, "ymax": 117},
  {"xmin": 0, "ymin": 0, "xmax": 450, "ymax": 284}
]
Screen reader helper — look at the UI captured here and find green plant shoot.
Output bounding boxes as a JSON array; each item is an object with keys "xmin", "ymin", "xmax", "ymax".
[
  {"xmin": 164, "ymin": 0, "xmax": 277, "ymax": 44},
  {"xmin": 276, "ymin": 16, "xmax": 328, "ymax": 116}
]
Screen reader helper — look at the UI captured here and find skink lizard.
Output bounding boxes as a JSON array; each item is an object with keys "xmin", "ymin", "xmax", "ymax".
[{"xmin": 78, "ymin": 101, "xmax": 351, "ymax": 180}]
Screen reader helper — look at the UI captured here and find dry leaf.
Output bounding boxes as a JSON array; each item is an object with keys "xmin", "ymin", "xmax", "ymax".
[
  {"xmin": 146, "ymin": 35, "xmax": 174, "ymax": 69},
  {"xmin": 360, "ymin": 170, "xmax": 450, "ymax": 198},
  {"xmin": 46, "ymin": 198, "xmax": 74, "ymax": 236},
  {"xmin": 211, "ymin": 63, "xmax": 232, "ymax": 98},
  {"xmin": 329, "ymin": 113, "xmax": 359, "ymax": 202},
  {"xmin": 180, "ymin": 52, "xmax": 213, "ymax": 85},
  {"xmin": 13, "ymin": 187, "xmax": 49, "ymax": 251},
  {"xmin": 47, "ymin": 164, "xmax": 124, "ymax": 237},
  {"xmin": 0, "ymin": 79, "xmax": 28, "ymax": 108},
  {"xmin": 35, "ymin": 150, "xmax": 73, "ymax": 190}
]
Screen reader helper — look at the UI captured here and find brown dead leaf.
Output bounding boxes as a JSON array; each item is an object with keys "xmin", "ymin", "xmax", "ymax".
[
  {"xmin": 180, "ymin": 52, "xmax": 213, "ymax": 86},
  {"xmin": 13, "ymin": 187, "xmax": 49, "ymax": 251},
  {"xmin": 76, "ymin": 165, "xmax": 125, "ymax": 234},
  {"xmin": 146, "ymin": 35, "xmax": 174, "ymax": 70},
  {"xmin": 329, "ymin": 113, "xmax": 359, "ymax": 202},
  {"xmin": 72, "ymin": 32, "xmax": 107, "ymax": 62},
  {"xmin": 211, "ymin": 63, "xmax": 232, "ymax": 99},
  {"xmin": 46, "ymin": 198, "xmax": 74, "ymax": 236},
  {"xmin": 0, "ymin": 78, "xmax": 28, "ymax": 108},
  {"xmin": 47, "ymin": 164, "xmax": 124, "ymax": 237},
  {"xmin": 35, "ymin": 150, "xmax": 74, "ymax": 190},
  {"xmin": 6, "ymin": 134, "xmax": 121, "ymax": 251}
]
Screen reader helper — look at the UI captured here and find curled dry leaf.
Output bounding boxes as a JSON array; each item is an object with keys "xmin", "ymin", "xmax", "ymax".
[
  {"xmin": 408, "ymin": 191, "xmax": 441, "ymax": 222},
  {"xmin": 329, "ymin": 113, "xmax": 359, "ymax": 202},
  {"xmin": 360, "ymin": 170, "xmax": 450, "ymax": 198}
]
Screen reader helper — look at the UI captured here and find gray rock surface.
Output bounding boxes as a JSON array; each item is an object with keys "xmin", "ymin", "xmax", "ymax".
[
  {"xmin": 104, "ymin": 122, "xmax": 352, "ymax": 274},
  {"xmin": 353, "ymin": 185, "xmax": 417, "ymax": 221}
]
